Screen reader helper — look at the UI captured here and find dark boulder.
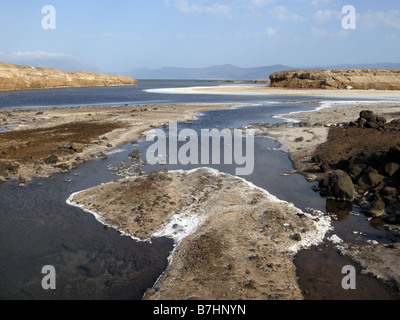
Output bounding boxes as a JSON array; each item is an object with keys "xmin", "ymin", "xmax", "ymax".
[
  {"xmin": 44, "ymin": 154, "xmax": 58, "ymax": 164},
  {"xmin": 382, "ymin": 186, "xmax": 398, "ymax": 202},
  {"xmin": 369, "ymin": 199, "xmax": 386, "ymax": 217},
  {"xmin": 326, "ymin": 170, "xmax": 355, "ymax": 201},
  {"xmin": 357, "ymin": 168, "xmax": 385, "ymax": 192},
  {"xmin": 385, "ymin": 162, "xmax": 399, "ymax": 177},
  {"xmin": 129, "ymin": 150, "xmax": 141, "ymax": 160},
  {"xmin": 349, "ymin": 163, "xmax": 367, "ymax": 179},
  {"xmin": 357, "ymin": 110, "xmax": 387, "ymax": 130}
]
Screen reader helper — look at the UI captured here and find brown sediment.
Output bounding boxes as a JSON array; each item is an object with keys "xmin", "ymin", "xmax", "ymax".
[
  {"xmin": 313, "ymin": 126, "xmax": 400, "ymax": 166},
  {"xmin": 67, "ymin": 168, "xmax": 331, "ymax": 300},
  {"xmin": 0, "ymin": 103, "xmax": 237, "ymax": 182}
]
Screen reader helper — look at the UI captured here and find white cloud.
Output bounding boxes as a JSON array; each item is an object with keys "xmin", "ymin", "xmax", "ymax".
[
  {"xmin": 359, "ymin": 9, "xmax": 400, "ymax": 29},
  {"xmin": 165, "ymin": 0, "xmax": 278, "ymax": 17},
  {"xmin": 10, "ymin": 51, "xmax": 73, "ymax": 59},
  {"xmin": 311, "ymin": 0, "xmax": 337, "ymax": 7},
  {"xmin": 271, "ymin": 6, "xmax": 304, "ymax": 22},
  {"xmin": 266, "ymin": 27, "xmax": 277, "ymax": 36},
  {"xmin": 165, "ymin": 0, "xmax": 232, "ymax": 16},
  {"xmin": 311, "ymin": 27, "xmax": 348, "ymax": 39},
  {"xmin": 244, "ymin": 0, "xmax": 278, "ymax": 10},
  {"xmin": 314, "ymin": 9, "xmax": 341, "ymax": 24}
]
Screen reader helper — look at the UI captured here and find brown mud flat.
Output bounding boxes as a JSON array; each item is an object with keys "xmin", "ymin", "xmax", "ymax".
[
  {"xmin": 0, "ymin": 121, "xmax": 125, "ymax": 180},
  {"xmin": 67, "ymin": 168, "xmax": 331, "ymax": 300},
  {"xmin": 0, "ymin": 103, "xmax": 237, "ymax": 183},
  {"xmin": 314, "ymin": 126, "xmax": 400, "ymax": 166}
]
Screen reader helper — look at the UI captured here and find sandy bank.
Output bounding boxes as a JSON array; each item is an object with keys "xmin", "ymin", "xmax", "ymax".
[{"xmin": 67, "ymin": 168, "xmax": 331, "ymax": 300}]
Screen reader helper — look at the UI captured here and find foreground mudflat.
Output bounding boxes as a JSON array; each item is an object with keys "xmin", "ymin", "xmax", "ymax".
[{"xmin": 67, "ymin": 168, "xmax": 331, "ymax": 300}]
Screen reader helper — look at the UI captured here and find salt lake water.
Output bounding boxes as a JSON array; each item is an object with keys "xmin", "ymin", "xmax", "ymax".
[{"xmin": 1, "ymin": 80, "xmax": 399, "ymax": 299}]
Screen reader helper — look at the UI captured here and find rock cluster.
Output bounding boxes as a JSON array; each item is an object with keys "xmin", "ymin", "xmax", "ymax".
[
  {"xmin": 269, "ymin": 69, "xmax": 400, "ymax": 90},
  {"xmin": 315, "ymin": 111, "xmax": 400, "ymax": 223},
  {"xmin": 0, "ymin": 61, "xmax": 138, "ymax": 91}
]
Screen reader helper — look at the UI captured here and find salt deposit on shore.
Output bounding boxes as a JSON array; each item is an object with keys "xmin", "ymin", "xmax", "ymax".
[{"xmin": 66, "ymin": 167, "xmax": 332, "ymax": 300}]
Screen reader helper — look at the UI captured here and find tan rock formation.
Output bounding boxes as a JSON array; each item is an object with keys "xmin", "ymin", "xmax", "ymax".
[
  {"xmin": 0, "ymin": 61, "xmax": 137, "ymax": 91},
  {"xmin": 269, "ymin": 69, "xmax": 400, "ymax": 90}
]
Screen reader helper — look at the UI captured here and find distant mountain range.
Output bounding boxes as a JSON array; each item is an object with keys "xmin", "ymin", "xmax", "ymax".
[
  {"xmin": 2, "ymin": 55, "xmax": 399, "ymax": 80},
  {"xmin": 125, "ymin": 64, "xmax": 297, "ymax": 80},
  {"xmin": 125, "ymin": 63, "xmax": 400, "ymax": 80}
]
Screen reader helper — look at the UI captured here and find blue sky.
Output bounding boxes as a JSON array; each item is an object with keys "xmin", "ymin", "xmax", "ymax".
[{"xmin": 0, "ymin": 0, "xmax": 399, "ymax": 72}]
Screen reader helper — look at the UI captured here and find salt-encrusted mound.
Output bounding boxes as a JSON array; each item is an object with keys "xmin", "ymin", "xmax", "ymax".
[
  {"xmin": 67, "ymin": 168, "xmax": 332, "ymax": 300},
  {"xmin": 269, "ymin": 69, "xmax": 400, "ymax": 90},
  {"xmin": 0, "ymin": 61, "xmax": 137, "ymax": 91}
]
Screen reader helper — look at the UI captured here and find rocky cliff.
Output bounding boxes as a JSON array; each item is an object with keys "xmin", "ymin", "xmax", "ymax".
[
  {"xmin": 0, "ymin": 61, "xmax": 137, "ymax": 91},
  {"xmin": 269, "ymin": 69, "xmax": 400, "ymax": 90}
]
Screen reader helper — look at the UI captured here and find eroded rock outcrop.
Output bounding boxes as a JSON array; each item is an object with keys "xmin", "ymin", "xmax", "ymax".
[
  {"xmin": 269, "ymin": 69, "xmax": 400, "ymax": 90},
  {"xmin": 0, "ymin": 61, "xmax": 138, "ymax": 91}
]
